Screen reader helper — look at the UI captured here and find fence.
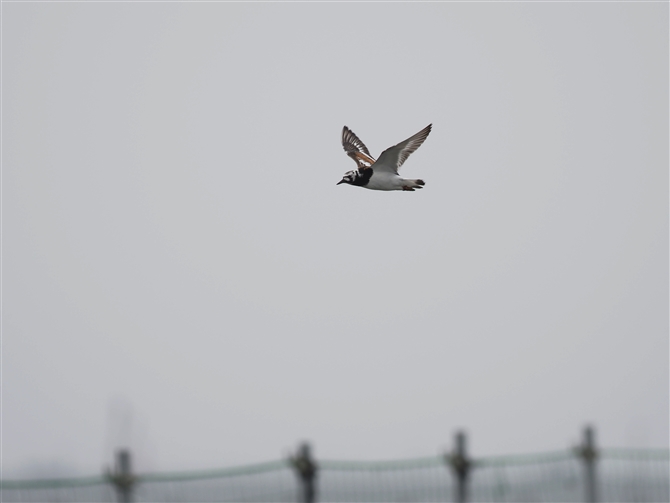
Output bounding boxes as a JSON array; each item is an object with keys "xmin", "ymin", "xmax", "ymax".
[{"xmin": 2, "ymin": 426, "xmax": 668, "ymax": 503}]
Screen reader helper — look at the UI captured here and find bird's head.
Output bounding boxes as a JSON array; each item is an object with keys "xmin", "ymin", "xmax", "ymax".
[{"xmin": 337, "ymin": 170, "xmax": 357, "ymax": 186}]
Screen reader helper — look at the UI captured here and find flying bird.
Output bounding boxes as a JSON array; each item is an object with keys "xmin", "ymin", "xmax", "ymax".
[{"xmin": 337, "ymin": 124, "xmax": 432, "ymax": 191}]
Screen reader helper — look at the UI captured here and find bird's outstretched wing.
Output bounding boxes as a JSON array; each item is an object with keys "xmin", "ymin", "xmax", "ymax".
[
  {"xmin": 373, "ymin": 124, "xmax": 432, "ymax": 174},
  {"xmin": 342, "ymin": 126, "xmax": 376, "ymax": 170}
]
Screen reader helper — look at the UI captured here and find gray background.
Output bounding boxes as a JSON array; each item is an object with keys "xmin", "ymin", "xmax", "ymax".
[{"xmin": 4, "ymin": 2, "xmax": 668, "ymax": 478}]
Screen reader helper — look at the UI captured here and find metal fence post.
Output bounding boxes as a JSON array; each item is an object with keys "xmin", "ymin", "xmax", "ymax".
[
  {"xmin": 290, "ymin": 442, "xmax": 318, "ymax": 503},
  {"xmin": 577, "ymin": 425, "xmax": 599, "ymax": 503},
  {"xmin": 107, "ymin": 449, "xmax": 135, "ymax": 503},
  {"xmin": 448, "ymin": 431, "xmax": 472, "ymax": 503}
]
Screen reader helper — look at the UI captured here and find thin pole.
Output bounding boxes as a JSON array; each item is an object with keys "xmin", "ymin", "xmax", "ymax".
[
  {"xmin": 109, "ymin": 449, "xmax": 135, "ymax": 503},
  {"xmin": 580, "ymin": 425, "xmax": 598, "ymax": 503},
  {"xmin": 448, "ymin": 431, "xmax": 471, "ymax": 503},
  {"xmin": 290, "ymin": 442, "xmax": 318, "ymax": 503}
]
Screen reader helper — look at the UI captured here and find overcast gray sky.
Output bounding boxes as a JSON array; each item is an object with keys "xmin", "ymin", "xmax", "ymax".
[{"xmin": 3, "ymin": 2, "xmax": 668, "ymax": 478}]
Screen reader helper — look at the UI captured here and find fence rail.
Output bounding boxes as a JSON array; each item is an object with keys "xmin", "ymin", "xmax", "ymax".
[{"xmin": 2, "ymin": 427, "xmax": 668, "ymax": 503}]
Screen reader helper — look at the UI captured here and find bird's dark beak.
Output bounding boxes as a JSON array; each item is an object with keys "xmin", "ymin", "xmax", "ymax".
[{"xmin": 337, "ymin": 179, "xmax": 345, "ymax": 185}]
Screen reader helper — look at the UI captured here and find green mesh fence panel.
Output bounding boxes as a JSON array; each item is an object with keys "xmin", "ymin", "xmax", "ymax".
[
  {"xmin": 0, "ymin": 462, "xmax": 294, "ymax": 503},
  {"xmin": 472, "ymin": 451, "xmax": 581, "ymax": 502},
  {"xmin": 133, "ymin": 461, "xmax": 294, "ymax": 502},
  {"xmin": 598, "ymin": 449, "xmax": 670, "ymax": 503},
  {"xmin": 0, "ymin": 476, "xmax": 115, "ymax": 503},
  {"xmin": 319, "ymin": 456, "xmax": 451, "ymax": 502},
  {"xmin": 1, "ymin": 448, "xmax": 668, "ymax": 502}
]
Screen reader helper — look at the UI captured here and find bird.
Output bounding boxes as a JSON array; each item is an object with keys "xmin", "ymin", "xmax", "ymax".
[{"xmin": 337, "ymin": 124, "xmax": 432, "ymax": 191}]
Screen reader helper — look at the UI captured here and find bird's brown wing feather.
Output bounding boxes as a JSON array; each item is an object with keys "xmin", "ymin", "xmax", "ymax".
[{"xmin": 342, "ymin": 126, "xmax": 376, "ymax": 170}]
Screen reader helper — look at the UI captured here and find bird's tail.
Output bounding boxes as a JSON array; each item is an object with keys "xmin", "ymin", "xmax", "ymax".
[{"xmin": 402, "ymin": 179, "xmax": 425, "ymax": 191}]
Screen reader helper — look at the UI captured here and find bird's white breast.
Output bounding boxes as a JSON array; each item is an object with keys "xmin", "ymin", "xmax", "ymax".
[{"xmin": 365, "ymin": 171, "xmax": 405, "ymax": 191}]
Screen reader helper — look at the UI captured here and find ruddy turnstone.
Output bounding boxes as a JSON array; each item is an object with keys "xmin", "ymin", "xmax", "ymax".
[{"xmin": 337, "ymin": 124, "xmax": 432, "ymax": 191}]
